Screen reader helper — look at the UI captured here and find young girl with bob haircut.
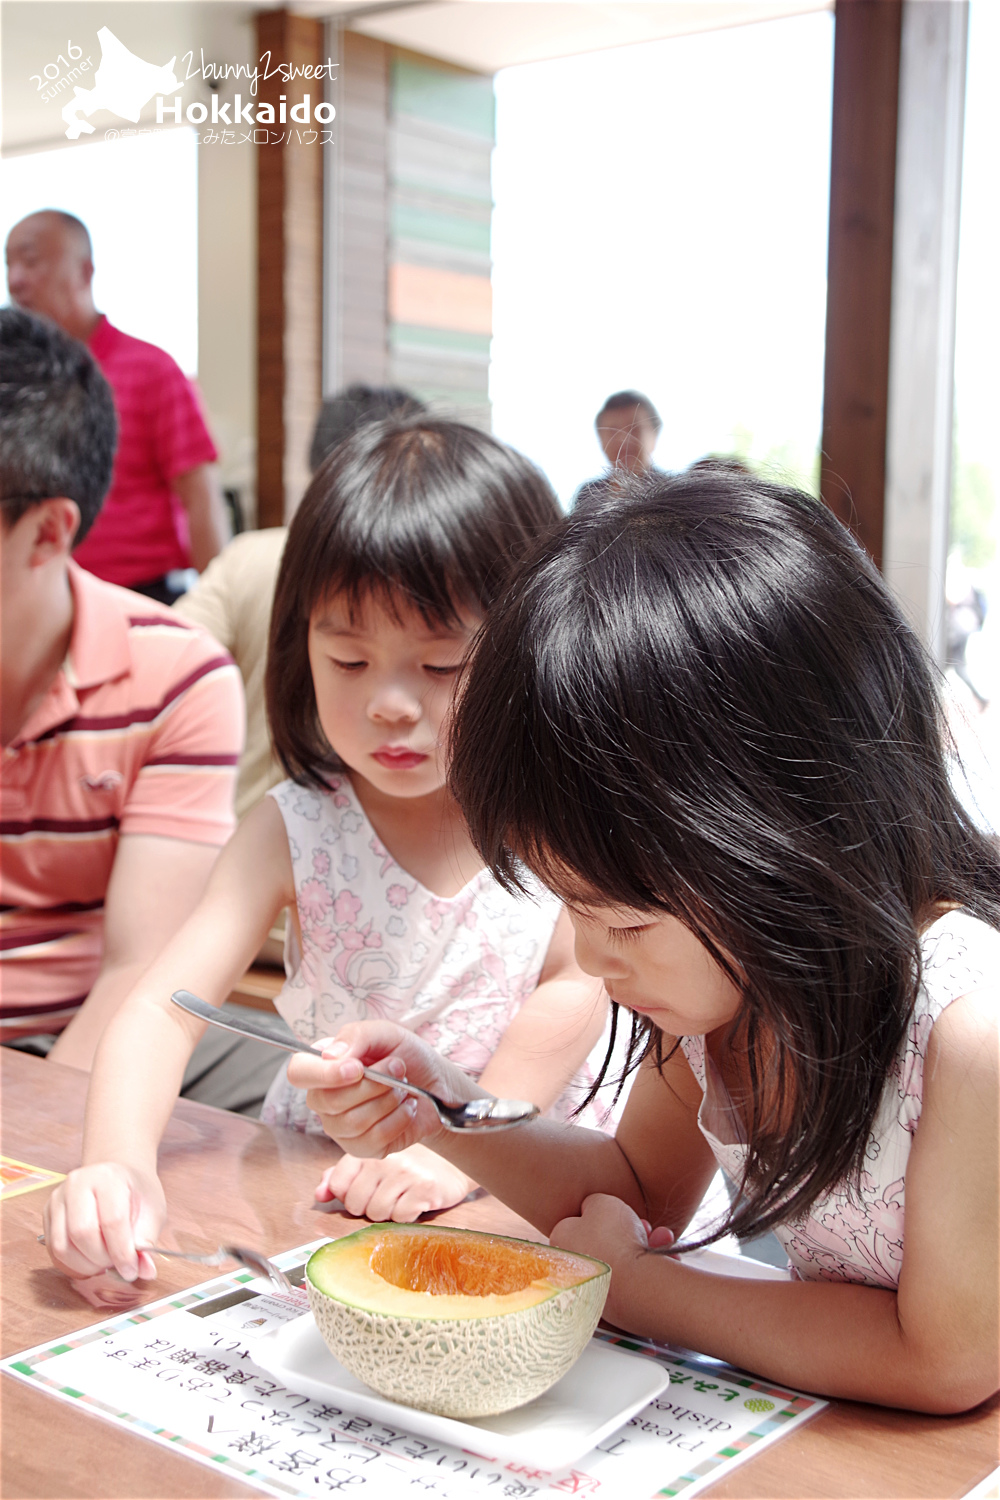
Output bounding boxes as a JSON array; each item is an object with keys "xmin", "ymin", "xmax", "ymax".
[
  {"xmin": 288, "ymin": 467, "xmax": 999, "ymax": 1414},
  {"xmin": 44, "ymin": 418, "xmax": 608, "ymax": 1281}
]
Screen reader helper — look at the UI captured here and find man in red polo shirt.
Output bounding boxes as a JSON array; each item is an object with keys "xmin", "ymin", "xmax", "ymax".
[{"xmin": 5, "ymin": 210, "xmax": 228, "ymax": 605}]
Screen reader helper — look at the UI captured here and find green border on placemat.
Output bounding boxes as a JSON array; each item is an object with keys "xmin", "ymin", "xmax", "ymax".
[{"xmin": 593, "ymin": 1327, "xmax": 825, "ymax": 1497}]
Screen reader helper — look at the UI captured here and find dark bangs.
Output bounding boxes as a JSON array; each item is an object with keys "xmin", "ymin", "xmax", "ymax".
[
  {"xmin": 449, "ymin": 468, "xmax": 1000, "ymax": 1244},
  {"xmin": 268, "ymin": 417, "xmax": 560, "ymax": 787}
]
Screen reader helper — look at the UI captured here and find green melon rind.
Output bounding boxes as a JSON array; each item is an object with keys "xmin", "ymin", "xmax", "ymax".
[
  {"xmin": 305, "ymin": 1225, "xmax": 611, "ymax": 1418},
  {"xmin": 306, "ymin": 1272, "xmax": 610, "ymax": 1418}
]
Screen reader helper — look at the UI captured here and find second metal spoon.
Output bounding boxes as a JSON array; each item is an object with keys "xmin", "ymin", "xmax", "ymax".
[
  {"xmin": 170, "ymin": 991, "xmax": 539, "ymax": 1132},
  {"xmin": 39, "ymin": 1234, "xmax": 300, "ymax": 1296}
]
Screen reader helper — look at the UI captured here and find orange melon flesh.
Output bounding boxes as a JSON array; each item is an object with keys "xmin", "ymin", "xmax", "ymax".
[
  {"xmin": 306, "ymin": 1223, "xmax": 611, "ymax": 1417},
  {"xmin": 369, "ymin": 1226, "xmax": 586, "ymax": 1298}
]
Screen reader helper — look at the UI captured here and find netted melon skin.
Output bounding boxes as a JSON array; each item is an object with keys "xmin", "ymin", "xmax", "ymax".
[{"xmin": 306, "ymin": 1273, "xmax": 610, "ymax": 1418}]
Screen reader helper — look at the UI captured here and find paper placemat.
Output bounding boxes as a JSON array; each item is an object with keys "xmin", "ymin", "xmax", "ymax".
[{"xmin": 2, "ymin": 1238, "xmax": 825, "ymax": 1499}]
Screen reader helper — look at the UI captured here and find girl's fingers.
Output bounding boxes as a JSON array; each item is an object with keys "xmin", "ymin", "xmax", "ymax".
[
  {"xmin": 43, "ymin": 1189, "xmax": 63, "ymax": 1251},
  {"xmin": 647, "ymin": 1225, "xmax": 676, "ymax": 1249},
  {"xmin": 46, "ymin": 1189, "xmax": 109, "ymax": 1279},
  {"xmin": 288, "ymin": 1053, "xmax": 400, "ymax": 1100},
  {"xmin": 393, "ymin": 1187, "xmax": 437, "ymax": 1222},
  {"xmin": 87, "ymin": 1171, "xmax": 143, "ymax": 1280},
  {"xmin": 317, "ymin": 1095, "xmax": 419, "ymax": 1160},
  {"xmin": 333, "ymin": 1020, "xmax": 415, "ymax": 1064},
  {"xmin": 43, "ymin": 1192, "xmax": 75, "ymax": 1272},
  {"xmin": 97, "ymin": 1193, "xmax": 141, "ymax": 1282},
  {"xmin": 362, "ymin": 1166, "xmax": 422, "ymax": 1224},
  {"xmin": 302, "ymin": 1022, "xmax": 405, "ymax": 1073},
  {"xmin": 55, "ymin": 1167, "xmax": 154, "ymax": 1282},
  {"xmin": 306, "ymin": 1082, "xmax": 412, "ymax": 1141},
  {"xmin": 318, "ymin": 1155, "xmax": 364, "ymax": 1203},
  {"xmin": 130, "ymin": 1197, "xmax": 163, "ymax": 1281},
  {"xmin": 135, "ymin": 1250, "xmax": 158, "ymax": 1280},
  {"xmin": 323, "ymin": 1023, "xmax": 446, "ymax": 1096},
  {"xmin": 60, "ymin": 1178, "xmax": 112, "ymax": 1274},
  {"xmin": 349, "ymin": 1165, "xmax": 439, "ymax": 1224},
  {"xmin": 314, "ymin": 1163, "xmax": 338, "ymax": 1201},
  {"xmin": 340, "ymin": 1163, "xmax": 385, "ymax": 1219},
  {"xmin": 287, "ymin": 1053, "xmax": 350, "ymax": 1091}
]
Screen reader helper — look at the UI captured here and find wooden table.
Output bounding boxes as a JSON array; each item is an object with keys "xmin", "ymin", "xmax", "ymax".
[{"xmin": 1, "ymin": 1049, "xmax": 996, "ymax": 1499}]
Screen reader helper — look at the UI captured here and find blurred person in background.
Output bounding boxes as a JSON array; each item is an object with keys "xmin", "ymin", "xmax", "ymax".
[
  {"xmin": 946, "ymin": 554, "xmax": 990, "ymax": 713},
  {"xmin": 574, "ymin": 390, "xmax": 662, "ymax": 513},
  {"xmin": 175, "ymin": 385, "xmax": 426, "ymax": 821},
  {"xmin": 308, "ymin": 385, "xmax": 425, "ymax": 475},
  {"xmin": 943, "ymin": 553, "xmax": 998, "ymax": 841},
  {"xmin": 5, "ymin": 210, "xmax": 227, "ymax": 605}
]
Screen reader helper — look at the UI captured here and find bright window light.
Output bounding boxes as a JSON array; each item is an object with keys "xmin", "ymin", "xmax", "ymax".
[
  {"xmin": 952, "ymin": 0, "xmax": 999, "ymax": 582},
  {"xmin": 490, "ymin": 13, "xmax": 834, "ymax": 507},
  {"xmin": 1, "ymin": 126, "xmax": 199, "ymax": 374}
]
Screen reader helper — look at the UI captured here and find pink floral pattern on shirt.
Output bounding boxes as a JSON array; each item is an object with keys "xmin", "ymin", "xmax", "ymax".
[
  {"xmin": 680, "ymin": 913, "xmax": 996, "ymax": 1287},
  {"xmin": 260, "ymin": 777, "xmax": 611, "ymax": 1132}
]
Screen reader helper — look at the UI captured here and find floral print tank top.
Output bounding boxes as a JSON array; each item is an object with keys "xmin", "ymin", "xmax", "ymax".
[
  {"xmin": 260, "ymin": 777, "xmax": 612, "ymax": 1131},
  {"xmin": 680, "ymin": 911, "xmax": 999, "ymax": 1287}
]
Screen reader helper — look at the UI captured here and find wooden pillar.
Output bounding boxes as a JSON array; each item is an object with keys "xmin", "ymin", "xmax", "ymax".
[
  {"xmin": 819, "ymin": 0, "xmax": 903, "ymax": 568},
  {"xmin": 256, "ymin": 9, "xmax": 324, "ymax": 526}
]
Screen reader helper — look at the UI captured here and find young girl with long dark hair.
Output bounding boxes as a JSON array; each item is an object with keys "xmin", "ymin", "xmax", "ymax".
[
  {"xmin": 44, "ymin": 419, "xmax": 609, "ymax": 1282},
  {"xmin": 290, "ymin": 467, "xmax": 999, "ymax": 1413}
]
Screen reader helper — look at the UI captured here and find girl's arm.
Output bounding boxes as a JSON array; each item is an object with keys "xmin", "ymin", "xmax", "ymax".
[
  {"xmin": 552, "ymin": 988, "xmax": 999, "ymax": 1414},
  {"xmin": 44, "ymin": 798, "xmax": 295, "ymax": 1283},
  {"xmin": 314, "ymin": 910, "xmax": 608, "ymax": 1219},
  {"xmin": 475, "ymin": 909, "xmax": 608, "ymax": 1109},
  {"xmin": 47, "ymin": 835, "xmax": 222, "ymax": 1073},
  {"xmin": 291, "ymin": 1020, "xmax": 718, "ymax": 1235}
]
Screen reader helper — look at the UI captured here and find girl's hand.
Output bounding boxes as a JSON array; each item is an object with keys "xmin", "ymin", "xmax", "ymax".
[
  {"xmin": 43, "ymin": 1163, "xmax": 167, "ymax": 1283},
  {"xmin": 286, "ymin": 1021, "xmax": 484, "ymax": 1158},
  {"xmin": 315, "ymin": 1144, "xmax": 476, "ymax": 1221},
  {"xmin": 549, "ymin": 1193, "xmax": 669, "ymax": 1329}
]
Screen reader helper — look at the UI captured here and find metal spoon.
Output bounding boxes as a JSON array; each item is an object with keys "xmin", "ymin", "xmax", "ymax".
[
  {"xmin": 170, "ymin": 991, "xmax": 539, "ymax": 1131},
  {"xmin": 38, "ymin": 1235, "xmax": 300, "ymax": 1296}
]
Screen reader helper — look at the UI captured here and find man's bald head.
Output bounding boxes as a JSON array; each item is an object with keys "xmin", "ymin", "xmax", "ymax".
[{"xmin": 6, "ymin": 210, "xmax": 98, "ymax": 342}]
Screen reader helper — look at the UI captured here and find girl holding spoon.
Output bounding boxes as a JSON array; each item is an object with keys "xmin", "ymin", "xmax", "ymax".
[
  {"xmin": 44, "ymin": 418, "xmax": 608, "ymax": 1286},
  {"xmin": 289, "ymin": 468, "xmax": 999, "ymax": 1413}
]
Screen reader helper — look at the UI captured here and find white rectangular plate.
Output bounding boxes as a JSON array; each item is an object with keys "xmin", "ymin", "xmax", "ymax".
[{"xmin": 254, "ymin": 1316, "xmax": 668, "ymax": 1471}]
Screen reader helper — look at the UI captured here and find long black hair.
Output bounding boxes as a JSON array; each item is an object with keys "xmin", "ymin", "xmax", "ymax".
[
  {"xmin": 268, "ymin": 416, "xmax": 561, "ymax": 789},
  {"xmin": 449, "ymin": 465, "xmax": 1000, "ymax": 1244}
]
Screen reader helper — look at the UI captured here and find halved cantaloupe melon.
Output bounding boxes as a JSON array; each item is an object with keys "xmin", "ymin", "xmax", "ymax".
[{"xmin": 306, "ymin": 1223, "xmax": 611, "ymax": 1418}]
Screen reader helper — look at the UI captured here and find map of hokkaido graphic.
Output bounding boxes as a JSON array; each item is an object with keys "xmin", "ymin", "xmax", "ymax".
[{"xmin": 62, "ymin": 27, "xmax": 179, "ymax": 140}]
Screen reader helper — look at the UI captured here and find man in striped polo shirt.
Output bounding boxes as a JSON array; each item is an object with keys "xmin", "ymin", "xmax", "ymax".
[{"xmin": 1, "ymin": 309, "xmax": 277, "ymax": 1109}]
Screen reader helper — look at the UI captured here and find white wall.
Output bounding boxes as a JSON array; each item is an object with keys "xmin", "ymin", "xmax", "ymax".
[
  {"xmin": 2, "ymin": 2, "xmax": 258, "ymax": 516},
  {"xmin": 1, "ymin": 128, "xmax": 200, "ymax": 374}
]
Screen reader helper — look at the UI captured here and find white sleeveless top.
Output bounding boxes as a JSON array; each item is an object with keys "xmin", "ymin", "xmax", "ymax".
[
  {"xmin": 261, "ymin": 776, "xmax": 612, "ymax": 1131},
  {"xmin": 680, "ymin": 910, "xmax": 999, "ymax": 1286}
]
